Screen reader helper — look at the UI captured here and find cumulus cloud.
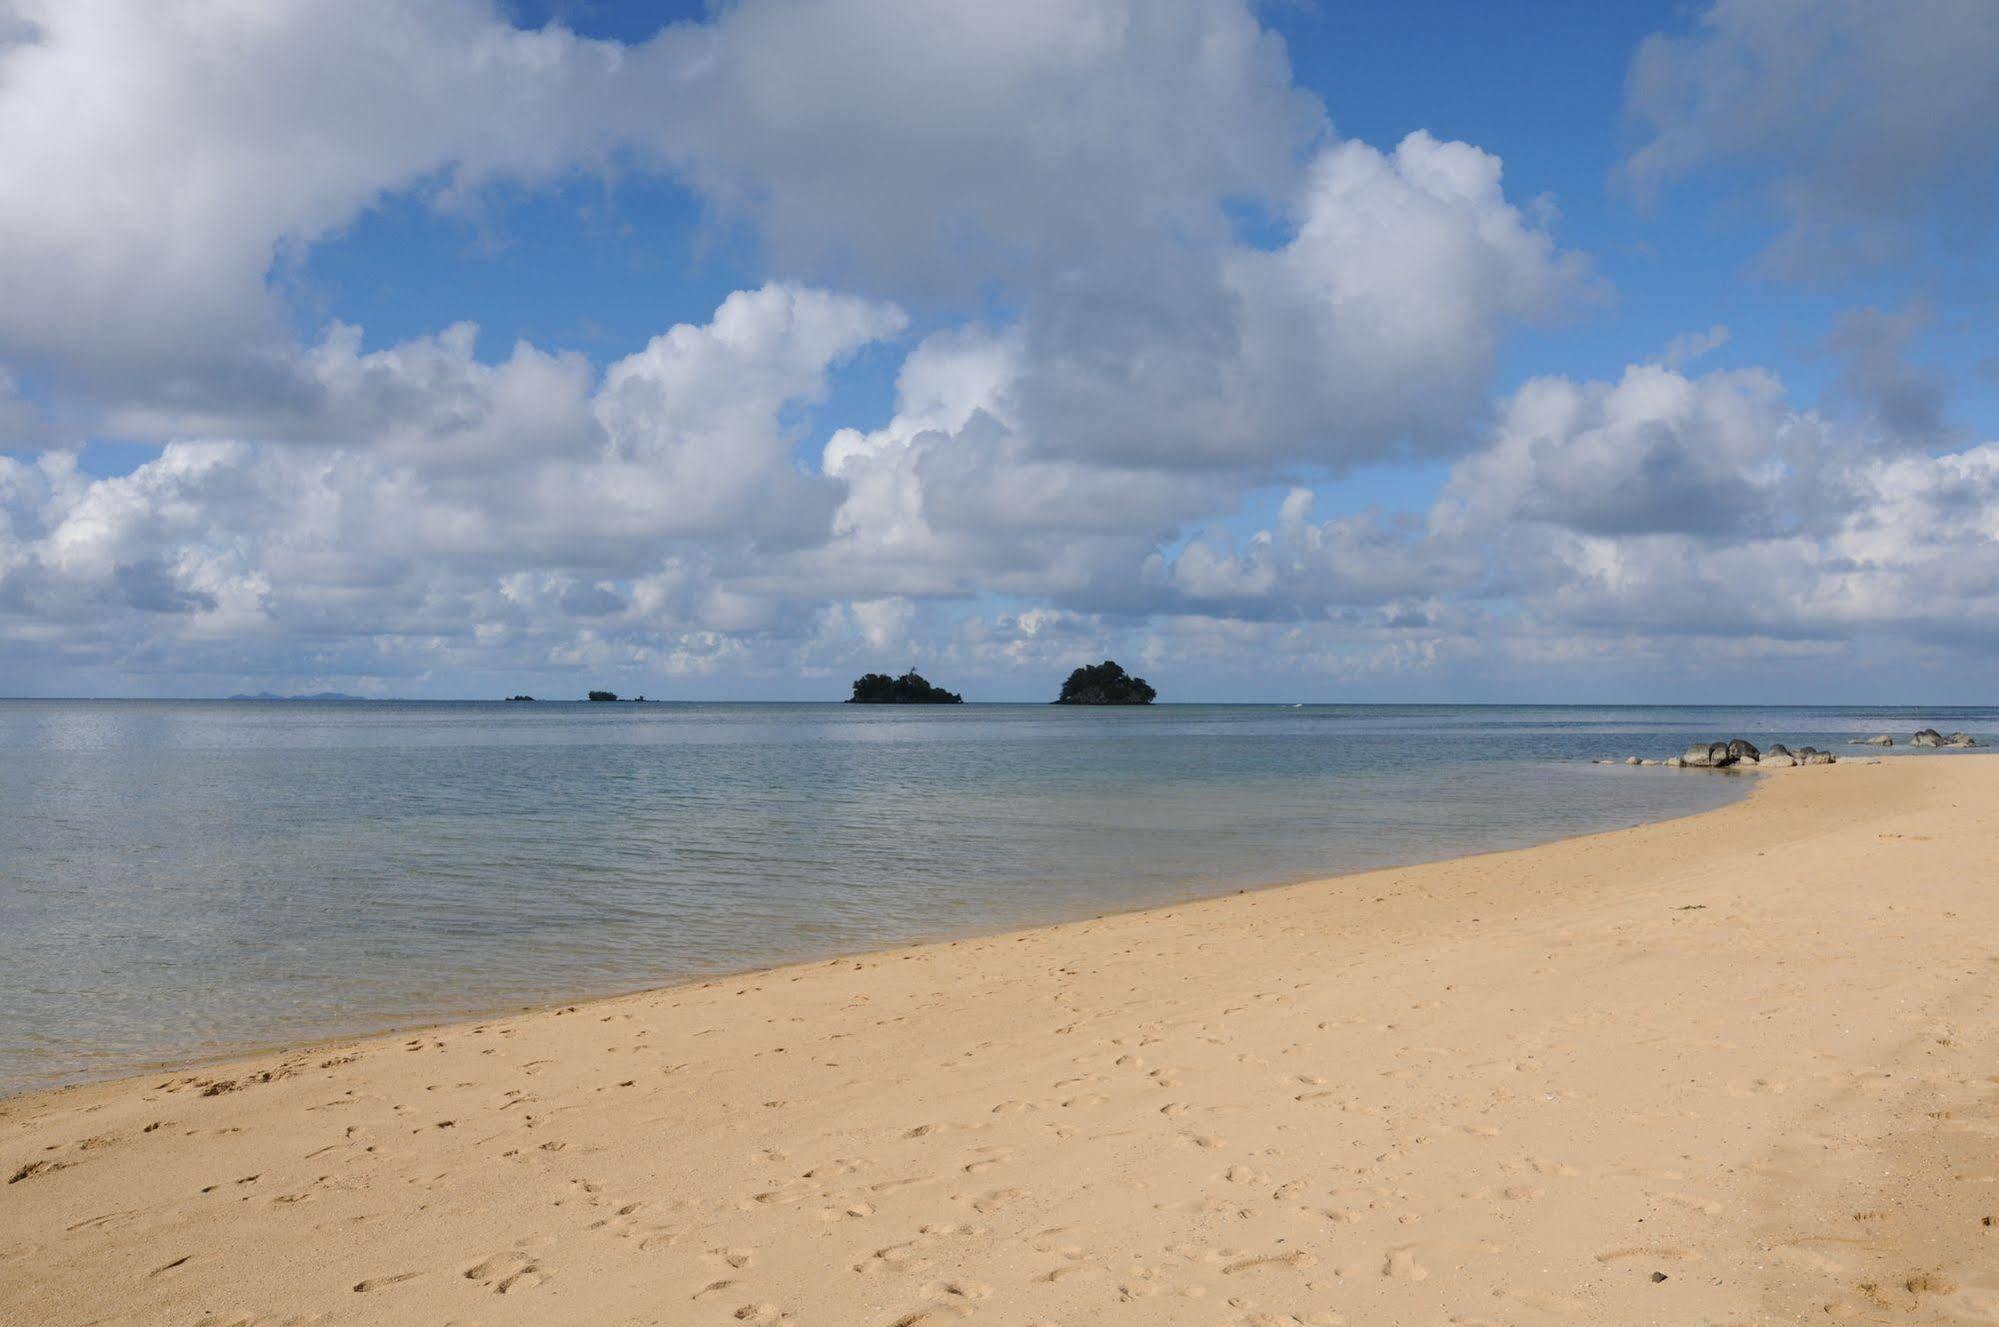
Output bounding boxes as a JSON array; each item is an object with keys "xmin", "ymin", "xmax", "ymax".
[
  {"xmin": 640, "ymin": 0, "xmax": 1321, "ymax": 296},
  {"xmin": 1621, "ymin": 0, "xmax": 1999, "ymax": 275},
  {"xmin": 1818, "ymin": 305, "xmax": 1953, "ymax": 445},
  {"xmin": 1124, "ymin": 355, "xmax": 1999, "ymax": 681},
  {"xmin": 1021, "ymin": 131, "xmax": 1597, "ymax": 470},
  {"xmin": 1, "ymin": 0, "xmax": 1991, "ymax": 697},
  {"xmin": 0, "ymin": 286, "xmax": 903, "ymax": 687},
  {"xmin": 0, "ymin": 0, "xmax": 636, "ymax": 406},
  {"xmin": 1152, "ymin": 488, "xmax": 1479, "ymax": 618},
  {"xmin": 1438, "ymin": 364, "xmax": 1809, "ymax": 539},
  {"xmin": 1435, "ymin": 362, "xmax": 1999, "ymax": 649}
]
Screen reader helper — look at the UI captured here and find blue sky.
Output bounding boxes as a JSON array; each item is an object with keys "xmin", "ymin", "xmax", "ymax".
[{"xmin": 1, "ymin": 0, "xmax": 1996, "ymax": 700}]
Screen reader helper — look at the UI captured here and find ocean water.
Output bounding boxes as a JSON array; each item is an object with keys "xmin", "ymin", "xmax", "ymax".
[{"xmin": 1, "ymin": 701, "xmax": 1988, "ymax": 1096}]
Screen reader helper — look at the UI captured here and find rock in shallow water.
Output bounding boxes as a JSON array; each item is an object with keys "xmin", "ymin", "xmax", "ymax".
[{"xmin": 1681, "ymin": 742, "xmax": 1735, "ymax": 768}]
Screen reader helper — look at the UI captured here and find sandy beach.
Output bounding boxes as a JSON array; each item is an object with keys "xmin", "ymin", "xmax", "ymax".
[{"xmin": 4, "ymin": 755, "xmax": 1997, "ymax": 1326}]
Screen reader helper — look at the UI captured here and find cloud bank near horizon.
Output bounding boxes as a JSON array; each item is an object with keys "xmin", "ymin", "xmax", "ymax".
[{"xmin": 0, "ymin": 0, "xmax": 1993, "ymax": 700}]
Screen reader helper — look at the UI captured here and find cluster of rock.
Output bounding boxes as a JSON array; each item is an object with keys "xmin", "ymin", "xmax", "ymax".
[
  {"xmin": 1853, "ymin": 728, "xmax": 1976, "ymax": 748},
  {"xmin": 1601, "ymin": 738, "xmax": 1833, "ymax": 768},
  {"xmin": 1662, "ymin": 738, "xmax": 1833, "ymax": 768},
  {"xmin": 1601, "ymin": 724, "xmax": 1982, "ymax": 769}
]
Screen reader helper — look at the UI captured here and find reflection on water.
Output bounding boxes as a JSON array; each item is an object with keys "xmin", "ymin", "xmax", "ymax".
[{"xmin": 1, "ymin": 700, "xmax": 1985, "ymax": 1094}]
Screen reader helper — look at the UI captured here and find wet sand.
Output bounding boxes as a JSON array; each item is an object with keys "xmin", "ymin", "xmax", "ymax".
[{"xmin": 4, "ymin": 755, "xmax": 1997, "ymax": 1325}]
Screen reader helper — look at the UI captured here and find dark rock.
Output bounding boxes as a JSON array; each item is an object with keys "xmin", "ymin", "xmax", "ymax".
[
  {"xmin": 1854, "ymin": 733, "xmax": 1893, "ymax": 746},
  {"xmin": 1054, "ymin": 660, "xmax": 1157, "ymax": 706},
  {"xmin": 1726, "ymin": 739, "xmax": 1761, "ymax": 763},
  {"xmin": 1946, "ymin": 732, "xmax": 1977, "ymax": 748},
  {"xmin": 1912, "ymin": 728, "xmax": 1944, "ymax": 747},
  {"xmin": 848, "ymin": 670, "xmax": 964, "ymax": 704},
  {"xmin": 1681, "ymin": 742, "xmax": 1735, "ymax": 768},
  {"xmin": 1765, "ymin": 743, "xmax": 1793, "ymax": 759}
]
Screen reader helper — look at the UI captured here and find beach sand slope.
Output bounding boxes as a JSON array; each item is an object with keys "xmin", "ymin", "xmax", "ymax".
[{"xmin": 5, "ymin": 757, "xmax": 1999, "ymax": 1325}]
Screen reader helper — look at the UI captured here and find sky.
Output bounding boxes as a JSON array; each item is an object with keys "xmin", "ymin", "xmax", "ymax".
[{"xmin": 1, "ymin": 0, "xmax": 1997, "ymax": 702}]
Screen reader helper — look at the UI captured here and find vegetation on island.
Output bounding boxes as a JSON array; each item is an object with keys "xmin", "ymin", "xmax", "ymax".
[
  {"xmin": 506, "ymin": 695, "xmax": 535, "ymax": 702},
  {"xmin": 588, "ymin": 690, "xmax": 618, "ymax": 702},
  {"xmin": 848, "ymin": 670, "xmax": 964, "ymax": 704},
  {"xmin": 1054, "ymin": 660, "xmax": 1156, "ymax": 705}
]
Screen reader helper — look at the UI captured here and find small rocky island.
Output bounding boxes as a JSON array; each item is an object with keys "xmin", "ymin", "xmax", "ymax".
[
  {"xmin": 1054, "ymin": 660, "xmax": 1156, "ymax": 705},
  {"xmin": 848, "ymin": 670, "xmax": 964, "ymax": 704}
]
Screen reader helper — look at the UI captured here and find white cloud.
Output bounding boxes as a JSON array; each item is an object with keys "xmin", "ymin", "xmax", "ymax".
[
  {"xmin": 2, "ymin": 0, "xmax": 1992, "ymax": 698},
  {"xmin": 1621, "ymin": 0, "xmax": 1999, "ymax": 275},
  {"xmin": 0, "ymin": 0, "xmax": 635, "ymax": 403},
  {"xmin": 639, "ymin": 0, "xmax": 1321, "ymax": 296},
  {"xmin": 1438, "ymin": 363, "xmax": 1806, "ymax": 539},
  {"xmin": 0, "ymin": 286, "xmax": 904, "ymax": 687}
]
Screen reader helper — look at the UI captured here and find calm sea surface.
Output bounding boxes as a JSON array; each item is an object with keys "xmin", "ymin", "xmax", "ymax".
[{"xmin": 2, "ymin": 701, "xmax": 1989, "ymax": 1096}]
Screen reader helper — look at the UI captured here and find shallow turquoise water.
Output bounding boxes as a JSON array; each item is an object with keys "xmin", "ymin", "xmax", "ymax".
[{"xmin": 1, "ymin": 701, "xmax": 1988, "ymax": 1095}]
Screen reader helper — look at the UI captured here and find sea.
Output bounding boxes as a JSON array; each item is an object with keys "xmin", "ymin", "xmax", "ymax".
[{"xmin": 2, "ymin": 700, "xmax": 1988, "ymax": 1097}]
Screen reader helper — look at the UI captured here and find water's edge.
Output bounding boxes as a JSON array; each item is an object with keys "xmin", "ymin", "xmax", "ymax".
[
  {"xmin": 6, "ymin": 767, "xmax": 1764, "ymax": 1103},
  {"xmin": 8, "ymin": 701, "xmax": 1979, "ymax": 1097}
]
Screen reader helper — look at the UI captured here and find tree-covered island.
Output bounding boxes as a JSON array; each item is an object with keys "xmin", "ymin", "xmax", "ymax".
[
  {"xmin": 1054, "ymin": 660, "xmax": 1157, "ymax": 705},
  {"xmin": 848, "ymin": 670, "xmax": 965, "ymax": 703}
]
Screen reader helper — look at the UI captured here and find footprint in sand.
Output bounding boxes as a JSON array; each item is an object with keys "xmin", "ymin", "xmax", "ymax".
[
  {"xmin": 1223, "ymin": 1250, "xmax": 1318, "ymax": 1275},
  {"xmin": 856, "ymin": 1238, "xmax": 936, "ymax": 1276},
  {"xmin": 921, "ymin": 1280, "xmax": 995, "ymax": 1300},
  {"xmin": 1383, "ymin": 1247, "xmax": 1428, "ymax": 1280},
  {"xmin": 968, "ymin": 1186, "xmax": 1027, "ymax": 1213},
  {"xmin": 961, "ymin": 1146, "xmax": 1012, "ymax": 1174},
  {"xmin": 886, "ymin": 1308, "xmax": 976, "ymax": 1327},
  {"xmin": 464, "ymin": 1250, "xmax": 546, "ymax": 1294},
  {"xmin": 1506, "ymin": 1289, "xmax": 1589, "ymax": 1315},
  {"xmin": 1595, "ymin": 1245, "xmax": 1698, "ymax": 1263},
  {"xmin": 1660, "ymin": 1192, "xmax": 1723, "ymax": 1215}
]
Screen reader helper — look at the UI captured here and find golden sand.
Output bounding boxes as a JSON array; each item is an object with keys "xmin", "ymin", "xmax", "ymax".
[{"xmin": 5, "ymin": 756, "xmax": 1998, "ymax": 1325}]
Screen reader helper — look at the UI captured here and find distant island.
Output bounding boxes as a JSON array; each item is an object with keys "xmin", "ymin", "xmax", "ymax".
[
  {"xmin": 587, "ymin": 691, "xmax": 649, "ymax": 702},
  {"xmin": 506, "ymin": 695, "xmax": 535, "ymax": 702},
  {"xmin": 227, "ymin": 691, "xmax": 364, "ymax": 702},
  {"xmin": 848, "ymin": 670, "xmax": 964, "ymax": 704},
  {"xmin": 1054, "ymin": 661, "xmax": 1156, "ymax": 705}
]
